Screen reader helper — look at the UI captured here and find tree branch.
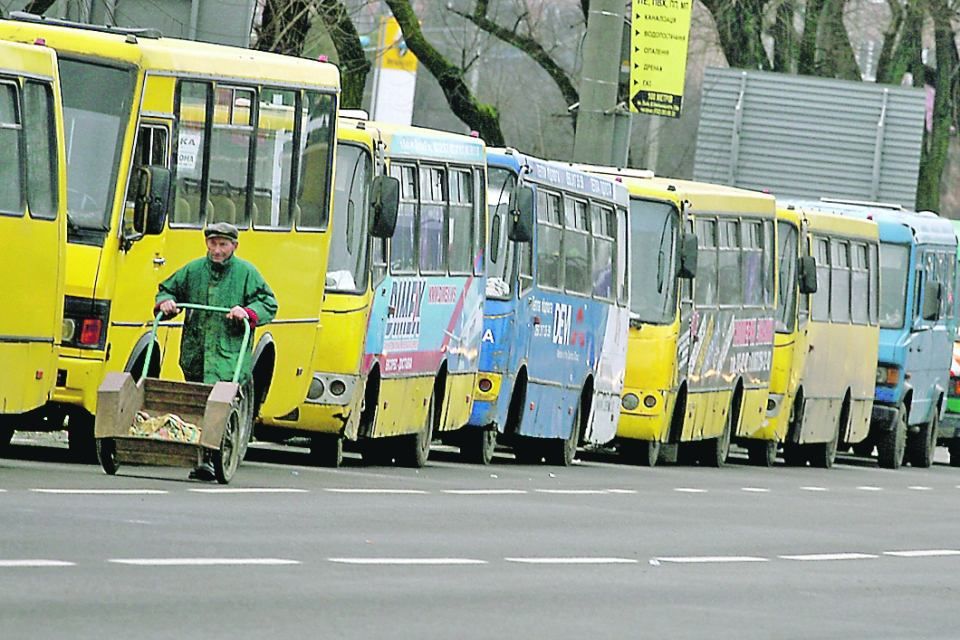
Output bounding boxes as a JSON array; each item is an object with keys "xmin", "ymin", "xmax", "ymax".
[{"xmin": 316, "ymin": 0, "xmax": 371, "ymax": 109}]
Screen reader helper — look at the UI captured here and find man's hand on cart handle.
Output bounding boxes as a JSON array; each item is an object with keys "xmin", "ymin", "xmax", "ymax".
[
  {"xmin": 159, "ymin": 299, "xmax": 179, "ymax": 317},
  {"xmin": 227, "ymin": 306, "xmax": 250, "ymax": 323}
]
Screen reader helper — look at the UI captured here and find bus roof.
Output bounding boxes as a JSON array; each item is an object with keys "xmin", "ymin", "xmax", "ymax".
[
  {"xmin": 784, "ymin": 198, "xmax": 957, "ymax": 247},
  {"xmin": 0, "ymin": 15, "xmax": 339, "ymax": 90},
  {"xmin": 781, "ymin": 205, "xmax": 879, "ymax": 241},
  {"xmin": 487, "ymin": 148, "xmax": 629, "ymax": 206},
  {"xmin": 342, "ymin": 117, "xmax": 486, "ymax": 165},
  {"xmin": 0, "ymin": 38, "xmax": 58, "ymax": 79}
]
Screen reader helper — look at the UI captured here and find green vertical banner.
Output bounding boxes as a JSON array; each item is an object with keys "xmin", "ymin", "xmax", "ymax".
[{"xmin": 630, "ymin": 0, "xmax": 694, "ymax": 118}]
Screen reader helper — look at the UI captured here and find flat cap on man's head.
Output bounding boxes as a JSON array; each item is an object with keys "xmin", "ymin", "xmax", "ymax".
[{"xmin": 204, "ymin": 222, "xmax": 239, "ymax": 242}]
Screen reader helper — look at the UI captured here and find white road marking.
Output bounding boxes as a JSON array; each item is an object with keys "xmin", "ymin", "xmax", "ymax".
[
  {"xmin": 535, "ymin": 489, "xmax": 607, "ymax": 495},
  {"xmin": 779, "ymin": 553, "xmax": 877, "ymax": 561},
  {"xmin": 0, "ymin": 560, "xmax": 75, "ymax": 567},
  {"xmin": 856, "ymin": 486, "xmax": 883, "ymax": 491},
  {"xmin": 505, "ymin": 557, "xmax": 638, "ymax": 565},
  {"xmin": 907, "ymin": 486, "xmax": 933, "ymax": 491},
  {"xmin": 30, "ymin": 489, "xmax": 168, "ymax": 495},
  {"xmin": 741, "ymin": 487, "xmax": 770, "ymax": 493},
  {"xmin": 323, "ymin": 488, "xmax": 428, "ymax": 495},
  {"xmin": 188, "ymin": 488, "xmax": 309, "ymax": 494},
  {"xmin": 884, "ymin": 550, "xmax": 960, "ymax": 558},
  {"xmin": 654, "ymin": 556, "xmax": 768, "ymax": 564},
  {"xmin": 442, "ymin": 489, "xmax": 528, "ymax": 495},
  {"xmin": 606, "ymin": 489, "xmax": 637, "ymax": 494},
  {"xmin": 799, "ymin": 486, "xmax": 829, "ymax": 492},
  {"xmin": 109, "ymin": 558, "xmax": 300, "ymax": 566},
  {"xmin": 328, "ymin": 558, "xmax": 487, "ymax": 565},
  {"xmin": 674, "ymin": 488, "xmax": 708, "ymax": 493}
]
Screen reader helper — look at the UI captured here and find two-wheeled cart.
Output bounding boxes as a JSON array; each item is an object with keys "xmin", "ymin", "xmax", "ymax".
[{"xmin": 94, "ymin": 304, "xmax": 253, "ymax": 483}]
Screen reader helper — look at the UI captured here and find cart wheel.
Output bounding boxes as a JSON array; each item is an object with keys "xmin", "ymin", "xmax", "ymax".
[
  {"xmin": 97, "ymin": 438, "xmax": 119, "ymax": 475},
  {"xmin": 213, "ymin": 409, "xmax": 242, "ymax": 484}
]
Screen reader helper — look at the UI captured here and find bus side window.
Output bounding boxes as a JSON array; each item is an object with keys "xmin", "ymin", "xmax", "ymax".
[
  {"xmin": 850, "ymin": 242, "xmax": 869, "ymax": 325},
  {"xmin": 811, "ymin": 237, "xmax": 830, "ymax": 322},
  {"xmin": 718, "ymin": 219, "xmax": 741, "ymax": 305},
  {"xmin": 563, "ymin": 197, "xmax": 591, "ymax": 296},
  {"xmin": 867, "ymin": 243, "xmax": 879, "ymax": 325},
  {"xmin": 296, "ymin": 91, "xmax": 336, "ymax": 231},
  {"xmin": 448, "ymin": 168, "xmax": 473, "ymax": 274},
  {"xmin": 0, "ymin": 82, "xmax": 22, "ymax": 215},
  {"xmin": 173, "ymin": 80, "xmax": 210, "ymax": 226},
  {"xmin": 617, "ymin": 206, "xmax": 629, "ymax": 306},
  {"xmin": 590, "ymin": 203, "xmax": 615, "ymax": 300},
  {"xmin": 208, "ymin": 86, "xmax": 254, "ymax": 228},
  {"xmin": 371, "ymin": 237, "xmax": 387, "ymax": 286},
  {"xmin": 741, "ymin": 220, "xmax": 762, "ymax": 306},
  {"xmin": 473, "ymin": 167, "xmax": 485, "ymax": 276},
  {"xmin": 23, "ymin": 81, "xmax": 58, "ymax": 220},
  {"xmin": 389, "ymin": 163, "xmax": 417, "ymax": 274},
  {"xmin": 419, "ymin": 164, "xmax": 446, "ymax": 273},
  {"xmin": 830, "ymin": 240, "xmax": 851, "ymax": 323},
  {"xmin": 762, "ymin": 219, "xmax": 775, "ymax": 307},
  {"xmin": 536, "ymin": 190, "xmax": 563, "ymax": 289},
  {"xmin": 694, "ymin": 218, "xmax": 717, "ymax": 307}
]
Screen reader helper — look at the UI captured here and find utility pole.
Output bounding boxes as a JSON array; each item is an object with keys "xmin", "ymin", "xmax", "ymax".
[{"xmin": 572, "ymin": 0, "xmax": 626, "ymax": 165}]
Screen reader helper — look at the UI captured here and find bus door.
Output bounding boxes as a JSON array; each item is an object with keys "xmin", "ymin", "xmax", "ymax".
[
  {"xmin": 677, "ymin": 216, "xmax": 695, "ymax": 383},
  {"xmin": 909, "ymin": 250, "xmax": 950, "ymax": 424},
  {"xmin": 0, "ymin": 77, "xmax": 63, "ymax": 413}
]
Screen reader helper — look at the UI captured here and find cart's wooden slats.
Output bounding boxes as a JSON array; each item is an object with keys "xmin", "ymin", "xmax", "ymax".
[
  {"xmin": 143, "ymin": 378, "xmax": 212, "ymax": 402},
  {"xmin": 114, "ymin": 438, "xmax": 205, "ymax": 467}
]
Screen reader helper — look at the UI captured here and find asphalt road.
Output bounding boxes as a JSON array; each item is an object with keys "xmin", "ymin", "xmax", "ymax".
[{"xmin": 2, "ymin": 434, "xmax": 959, "ymax": 640}]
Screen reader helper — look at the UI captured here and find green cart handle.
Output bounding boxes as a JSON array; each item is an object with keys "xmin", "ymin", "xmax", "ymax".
[{"xmin": 141, "ymin": 303, "xmax": 252, "ymax": 384}]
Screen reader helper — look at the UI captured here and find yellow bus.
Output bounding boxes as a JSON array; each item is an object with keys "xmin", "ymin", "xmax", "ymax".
[
  {"xmin": 766, "ymin": 205, "xmax": 880, "ymax": 467},
  {"xmin": 0, "ymin": 14, "xmax": 339, "ymax": 459},
  {"xmin": 0, "ymin": 39, "xmax": 66, "ymax": 447},
  {"xmin": 260, "ymin": 116, "xmax": 487, "ymax": 467},
  {"xmin": 585, "ymin": 169, "xmax": 776, "ymax": 467}
]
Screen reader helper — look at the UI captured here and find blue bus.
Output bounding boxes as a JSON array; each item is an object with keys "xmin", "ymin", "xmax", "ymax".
[
  {"xmin": 798, "ymin": 200, "xmax": 958, "ymax": 469},
  {"xmin": 459, "ymin": 149, "xmax": 631, "ymax": 465}
]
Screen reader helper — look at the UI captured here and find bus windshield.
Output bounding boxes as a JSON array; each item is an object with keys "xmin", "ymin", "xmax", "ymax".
[
  {"xmin": 776, "ymin": 221, "xmax": 799, "ymax": 333},
  {"xmin": 58, "ymin": 58, "xmax": 136, "ymax": 237},
  {"xmin": 879, "ymin": 242, "xmax": 910, "ymax": 329},
  {"xmin": 326, "ymin": 144, "xmax": 371, "ymax": 293},
  {"xmin": 485, "ymin": 167, "xmax": 516, "ymax": 299},
  {"xmin": 630, "ymin": 198, "xmax": 679, "ymax": 324}
]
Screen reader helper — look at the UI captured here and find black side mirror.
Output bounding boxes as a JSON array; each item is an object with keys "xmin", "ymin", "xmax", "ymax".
[
  {"xmin": 798, "ymin": 255, "xmax": 818, "ymax": 295},
  {"xmin": 677, "ymin": 232, "xmax": 698, "ymax": 279},
  {"xmin": 923, "ymin": 281, "xmax": 942, "ymax": 321},
  {"xmin": 133, "ymin": 166, "xmax": 171, "ymax": 235},
  {"xmin": 369, "ymin": 175, "xmax": 399, "ymax": 239},
  {"xmin": 508, "ymin": 186, "xmax": 534, "ymax": 243}
]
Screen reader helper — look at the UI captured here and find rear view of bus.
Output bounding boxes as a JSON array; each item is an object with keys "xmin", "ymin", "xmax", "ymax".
[
  {"xmin": 812, "ymin": 200, "xmax": 957, "ymax": 469},
  {"xmin": 0, "ymin": 40, "xmax": 66, "ymax": 446},
  {"xmin": 265, "ymin": 118, "xmax": 487, "ymax": 468},
  {"xmin": 465, "ymin": 150, "xmax": 631, "ymax": 465},
  {"xmin": 766, "ymin": 205, "xmax": 880, "ymax": 468}
]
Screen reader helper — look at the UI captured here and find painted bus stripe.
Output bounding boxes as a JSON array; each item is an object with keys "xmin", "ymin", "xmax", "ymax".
[
  {"xmin": 328, "ymin": 558, "xmax": 487, "ymax": 565},
  {"xmin": 30, "ymin": 489, "xmax": 168, "ymax": 495},
  {"xmin": 110, "ymin": 558, "xmax": 300, "ymax": 566},
  {"xmin": 779, "ymin": 553, "xmax": 877, "ymax": 561}
]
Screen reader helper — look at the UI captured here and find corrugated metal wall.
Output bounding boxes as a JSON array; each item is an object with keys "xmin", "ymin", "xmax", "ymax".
[{"xmin": 693, "ymin": 67, "xmax": 927, "ymax": 209}]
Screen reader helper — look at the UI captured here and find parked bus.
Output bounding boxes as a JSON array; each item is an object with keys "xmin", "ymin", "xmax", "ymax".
[
  {"xmin": 461, "ymin": 150, "xmax": 630, "ymax": 465},
  {"xmin": 764, "ymin": 205, "xmax": 880, "ymax": 468},
  {"xmin": 584, "ymin": 169, "xmax": 775, "ymax": 467},
  {"xmin": 937, "ymin": 219, "xmax": 960, "ymax": 466},
  {"xmin": 0, "ymin": 39, "xmax": 66, "ymax": 447},
  {"xmin": 261, "ymin": 116, "xmax": 486, "ymax": 468},
  {"xmin": 805, "ymin": 199, "xmax": 957, "ymax": 469},
  {"xmin": 0, "ymin": 14, "xmax": 339, "ymax": 458}
]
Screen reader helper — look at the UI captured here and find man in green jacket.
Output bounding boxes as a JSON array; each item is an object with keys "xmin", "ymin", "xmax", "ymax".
[{"xmin": 155, "ymin": 222, "xmax": 278, "ymax": 479}]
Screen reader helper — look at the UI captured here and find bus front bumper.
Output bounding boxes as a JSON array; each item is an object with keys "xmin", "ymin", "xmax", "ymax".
[
  {"xmin": 52, "ymin": 355, "xmax": 104, "ymax": 415},
  {"xmin": 617, "ymin": 389, "xmax": 670, "ymax": 441}
]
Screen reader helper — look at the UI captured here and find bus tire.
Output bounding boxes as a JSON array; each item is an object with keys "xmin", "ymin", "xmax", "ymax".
[
  {"xmin": 746, "ymin": 440, "xmax": 776, "ymax": 467},
  {"xmin": 399, "ymin": 390, "xmax": 435, "ymax": 468},
  {"xmin": 620, "ymin": 439, "xmax": 660, "ymax": 467},
  {"xmin": 701, "ymin": 404, "xmax": 733, "ymax": 468},
  {"xmin": 877, "ymin": 404, "xmax": 907, "ymax": 470},
  {"xmin": 907, "ymin": 409, "xmax": 938, "ymax": 469},
  {"xmin": 547, "ymin": 403, "xmax": 581, "ymax": 466},
  {"xmin": 949, "ymin": 440, "xmax": 960, "ymax": 467},
  {"xmin": 808, "ymin": 427, "xmax": 839, "ymax": 470},
  {"xmin": 461, "ymin": 427, "xmax": 497, "ymax": 465},
  {"xmin": 309, "ymin": 433, "xmax": 343, "ymax": 468}
]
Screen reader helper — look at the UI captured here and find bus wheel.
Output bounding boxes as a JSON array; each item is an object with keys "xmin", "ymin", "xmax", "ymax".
[
  {"xmin": 399, "ymin": 391, "xmax": 435, "ymax": 468},
  {"xmin": 747, "ymin": 440, "xmax": 776, "ymax": 467},
  {"xmin": 877, "ymin": 404, "xmax": 907, "ymax": 470},
  {"xmin": 782, "ymin": 443, "xmax": 806, "ymax": 467},
  {"xmin": 309, "ymin": 434, "xmax": 343, "ymax": 468},
  {"xmin": 620, "ymin": 439, "xmax": 660, "ymax": 467},
  {"xmin": 547, "ymin": 406, "xmax": 580, "ymax": 466},
  {"xmin": 949, "ymin": 441, "xmax": 960, "ymax": 467},
  {"xmin": 701, "ymin": 409, "xmax": 733, "ymax": 468},
  {"xmin": 808, "ymin": 427, "xmax": 839, "ymax": 470},
  {"xmin": 907, "ymin": 411, "xmax": 938, "ymax": 468},
  {"xmin": 461, "ymin": 428, "xmax": 497, "ymax": 465},
  {"xmin": 96, "ymin": 438, "xmax": 119, "ymax": 475}
]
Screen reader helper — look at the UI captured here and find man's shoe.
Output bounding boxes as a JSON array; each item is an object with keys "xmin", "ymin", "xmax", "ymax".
[{"xmin": 188, "ymin": 462, "xmax": 216, "ymax": 481}]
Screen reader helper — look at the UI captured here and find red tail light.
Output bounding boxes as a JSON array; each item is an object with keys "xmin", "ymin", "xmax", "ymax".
[{"xmin": 79, "ymin": 319, "xmax": 103, "ymax": 346}]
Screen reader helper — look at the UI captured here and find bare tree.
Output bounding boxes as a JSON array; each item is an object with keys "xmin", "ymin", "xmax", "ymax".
[
  {"xmin": 315, "ymin": 0, "xmax": 372, "ymax": 108},
  {"xmin": 24, "ymin": 1, "xmax": 57, "ymax": 14}
]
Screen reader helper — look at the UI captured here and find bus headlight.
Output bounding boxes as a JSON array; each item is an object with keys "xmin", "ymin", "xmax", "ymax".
[
  {"xmin": 876, "ymin": 365, "xmax": 900, "ymax": 386},
  {"xmin": 62, "ymin": 318, "xmax": 76, "ymax": 343},
  {"xmin": 329, "ymin": 380, "xmax": 347, "ymax": 396},
  {"xmin": 307, "ymin": 378, "xmax": 325, "ymax": 401},
  {"xmin": 622, "ymin": 394, "xmax": 640, "ymax": 411},
  {"xmin": 643, "ymin": 395, "xmax": 657, "ymax": 408},
  {"xmin": 478, "ymin": 378, "xmax": 494, "ymax": 393}
]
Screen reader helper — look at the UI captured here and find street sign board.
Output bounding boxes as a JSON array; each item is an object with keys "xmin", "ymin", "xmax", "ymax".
[{"xmin": 629, "ymin": 0, "xmax": 694, "ymax": 118}]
